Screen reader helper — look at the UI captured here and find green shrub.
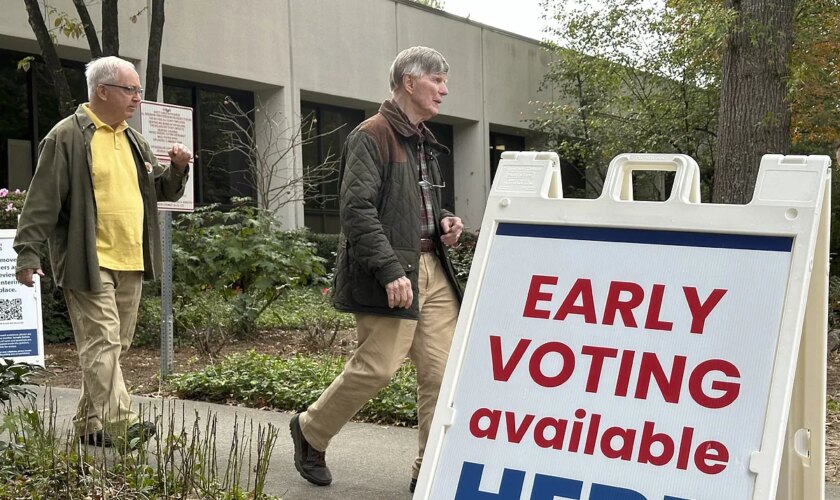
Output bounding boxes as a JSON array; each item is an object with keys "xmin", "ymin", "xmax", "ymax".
[
  {"xmin": 261, "ymin": 287, "xmax": 355, "ymax": 349},
  {"xmin": 0, "ymin": 359, "xmax": 41, "ymax": 408},
  {"xmin": 171, "ymin": 198, "xmax": 327, "ymax": 335},
  {"xmin": 830, "ymin": 275, "xmax": 840, "ymax": 329},
  {"xmin": 0, "ymin": 189, "xmax": 25, "ymax": 229},
  {"xmin": 170, "ymin": 350, "xmax": 418, "ymax": 426},
  {"xmin": 448, "ymin": 230, "xmax": 479, "ymax": 286},
  {"xmin": 261, "ymin": 286, "xmax": 354, "ymax": 328},
  {"xmin": 304, "ymin": 231, "xmax": 340, "ymax": 276},
  {"xmin": 133, "ymin": 294, "xmax": 161, "ymax": 347},
  {"xmin": 40, "ymin": 277, "xmax": 73, "ymax": 344}
]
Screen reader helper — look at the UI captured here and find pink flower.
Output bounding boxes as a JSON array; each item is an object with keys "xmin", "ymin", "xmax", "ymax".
[
  {"xmin": 0, "ymin": 189, "xmax": 8, "ymax": 198},
  {"xmin": 321, "ymin": 287, "xmax": 330, "ymax": 295},
  {"xmin": 5, "ymin": 203, "xmax": 14, "ymax": 212}
]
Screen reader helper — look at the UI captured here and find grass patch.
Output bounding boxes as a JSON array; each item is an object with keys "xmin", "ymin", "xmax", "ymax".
[{"xmin": 170, "ymin": 350, "xmax": 417, "ymax": 426}]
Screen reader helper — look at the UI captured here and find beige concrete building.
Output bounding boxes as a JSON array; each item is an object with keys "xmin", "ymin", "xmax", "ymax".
[{"xmin": 0, "ymin": 0, "xmax": 565, "ymax": 231}]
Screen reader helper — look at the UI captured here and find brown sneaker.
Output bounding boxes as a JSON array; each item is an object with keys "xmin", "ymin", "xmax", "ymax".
[{"xmin": 290, "ymin": 413, "xmax": 332, "ymax": 486}]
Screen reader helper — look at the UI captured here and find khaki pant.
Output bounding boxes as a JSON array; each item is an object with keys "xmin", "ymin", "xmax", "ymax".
[
  {"xmin": 300, "ymin": 252, "xmax": 459, "ymax": 479},
  {"xmin": 64, "ymin": 268, "xmax": 143, "ymax": 435}
]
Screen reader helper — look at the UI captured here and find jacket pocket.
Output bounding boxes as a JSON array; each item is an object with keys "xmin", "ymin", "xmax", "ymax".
[{"xmin": 351, "ymin": 246, "xmax": 419, "ymax": 308}]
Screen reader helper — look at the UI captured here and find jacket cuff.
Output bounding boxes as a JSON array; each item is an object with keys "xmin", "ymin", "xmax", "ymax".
[{"xmin": 377, "ymin": 261, "xmax": 406, "ymax": 288}]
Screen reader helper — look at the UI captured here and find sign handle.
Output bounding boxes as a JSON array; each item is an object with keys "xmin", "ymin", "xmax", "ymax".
[{"xmin": 601, "ymin": 153, "xmax": 701, "ymax": 203}]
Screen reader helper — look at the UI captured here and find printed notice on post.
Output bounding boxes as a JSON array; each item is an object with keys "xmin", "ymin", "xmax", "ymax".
[
  {"xmin": 0, "ymin": 229, "xmax": 43, "ymax": 366},
  {"xmin": 129, "ymin": 101, "xmax": 195, "ymax": 212}
]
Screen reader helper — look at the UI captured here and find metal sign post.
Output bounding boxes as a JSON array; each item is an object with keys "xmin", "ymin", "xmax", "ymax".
[
  {"xmin": 159, "ymin": 210, "xmax": 174, "ymax": 377},
  {"xmin": 129, "ymin": 100, "xmax": 194, "ymax": 380}
]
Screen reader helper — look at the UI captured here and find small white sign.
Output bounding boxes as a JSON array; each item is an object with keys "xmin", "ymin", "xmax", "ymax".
[
  {"xmin": 0, "ymin": 229, "xmax": 44, "ymax": 367},
  {"xmin": 130, "ymin": 101, "xmax": 195, "ymax": 211}
]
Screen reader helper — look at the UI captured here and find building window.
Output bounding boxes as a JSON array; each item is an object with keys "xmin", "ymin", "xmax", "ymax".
[
  {"xmin": 301, "ymin": 101, "xmax": 364, "ymax": 234},
  {"xmin": 489, "ymin": 131, "xmax": 525, "ymax": 182},
  {"xmin": 163, "ymin": 79, "xmax": 255, "ymax": 206},
  {"xmin": 0, "ymin": 49, "xmax": 86, "ymax": 190}
]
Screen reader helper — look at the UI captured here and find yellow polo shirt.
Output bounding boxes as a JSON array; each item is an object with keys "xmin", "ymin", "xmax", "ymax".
[{"xmin": 83, "ymin": 104, "xmax": 144, "ymax": 271}]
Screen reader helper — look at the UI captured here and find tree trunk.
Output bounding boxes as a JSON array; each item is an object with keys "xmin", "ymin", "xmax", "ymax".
[
  {"xmin": 101, "ymin": 0, "xmax": 119, "ymax": 56},
  {"xmin": 23, "ymin": 0, "xmax": 75, "ymax": 116},
  {"xmin": 144, "ymin": 0, "xmax": 166, "ymax": 101},
  {"xmin": 72, "ymin": 0, "xmax": 101, "ymax": 58},
  {"xmin": 712, "ymin": 0, "xmax": 795, "ymax": 204}
]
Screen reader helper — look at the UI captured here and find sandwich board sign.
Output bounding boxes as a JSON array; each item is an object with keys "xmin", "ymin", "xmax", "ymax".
[
  {"xmin": 0, "ymin": 229, "xmax": 44, "ymax": 367},
  {"xmin": 416, "ymin": 153, "xmax": 830, "ymax": 500}
]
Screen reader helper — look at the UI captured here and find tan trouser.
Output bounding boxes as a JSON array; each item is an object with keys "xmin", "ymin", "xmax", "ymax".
[
  {"xmin": 64, "ymin": 268, "xmax": 143, "ymax": 435},
  {"xmin": 300, "ymin": 252, "xmax": 459, "ymax": 479}
]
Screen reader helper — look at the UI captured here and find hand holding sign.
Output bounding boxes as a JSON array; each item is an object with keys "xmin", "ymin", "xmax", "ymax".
[{"xmin": 16, "ymin": 268, "xmax": 43, "ymax": 288}]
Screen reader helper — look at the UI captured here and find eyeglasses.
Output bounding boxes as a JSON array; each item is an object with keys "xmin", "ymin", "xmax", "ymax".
[
  {"xmin": 419, "ymin": 179, "xmax": 446, "ymax": 189},
  {"xmin": 101, "ymin": 83, "xmax": 144, "ymax": 97}
]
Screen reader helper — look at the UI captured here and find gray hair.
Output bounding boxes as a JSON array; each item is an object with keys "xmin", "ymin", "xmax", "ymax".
[
  {"xmin": 389, "ymin": 46, "xmax": 449, "ymax": 92},
  {"xmin": 85, "ymin": 56, "xmax": 137, "ymax": 99}
]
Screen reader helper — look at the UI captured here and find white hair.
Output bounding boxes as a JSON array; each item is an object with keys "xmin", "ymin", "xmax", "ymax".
[
  {"xmin": 389, "ymin": 46, "xmax": 449, "ymax": 92},
  {"xmin": 85, "ymin": 56, "xmax": 137, "ymax": 99}
]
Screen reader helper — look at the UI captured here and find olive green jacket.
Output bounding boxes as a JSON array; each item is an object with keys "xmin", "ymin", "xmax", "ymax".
[{"xmin": 14, "ymin": 104, "xmax": 188, "ymax": 291}]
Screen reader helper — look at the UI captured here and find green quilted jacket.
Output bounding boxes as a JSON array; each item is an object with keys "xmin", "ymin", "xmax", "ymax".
[{"xmin": 331, "ymin": 100, "xmax": 463, "ymax": 319}]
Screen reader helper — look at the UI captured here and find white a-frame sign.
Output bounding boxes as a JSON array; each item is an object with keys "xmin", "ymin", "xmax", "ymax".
[{"xmin": 416, "ymin": 153, "xmax": 830, "ymax": 500}]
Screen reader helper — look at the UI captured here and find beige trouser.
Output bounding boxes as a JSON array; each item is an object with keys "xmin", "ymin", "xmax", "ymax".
[
  {"xmin": 300, "ymin": 252, "xmax": 459, "ymax": 479},
  {"xmin": 64, "ymin": 268, "xmax": 143, "ymax": 435}
]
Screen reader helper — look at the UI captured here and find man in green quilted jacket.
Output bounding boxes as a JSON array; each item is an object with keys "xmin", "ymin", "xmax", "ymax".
[{"xmin": 290, "ymin": 46, "xmax": 464, "ymax": 493}]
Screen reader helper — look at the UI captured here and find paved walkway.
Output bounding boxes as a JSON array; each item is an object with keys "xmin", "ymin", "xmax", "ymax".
[{"xmin": 12, "ymin": 386, "xmax": 840, "ymax": 499}]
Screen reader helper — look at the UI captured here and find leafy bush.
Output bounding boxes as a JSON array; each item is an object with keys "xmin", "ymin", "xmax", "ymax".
[
  {"xmin": 0, "ymin": 359, "xmax": 41, "ymax": 408},
  {"xmin": 304, "ymin": 231, "xmax": 340, "ymax": 276},
  {"xmin": 171, "ymin": 198, "xmax": 327, "ymax": 336},
  {"xmin": 133, "ymin": 293, "xmax": 161, "ymax": 348},
  {"xmin": 40, "ymin": 278, "xmax": 73, "ymax": 343},
  {"xmin": 260, "ymin": 287, "xmax": 354, "ymax": 348},
  {"xmin": 448, "ymin": 230, "xmax": 479, "ymax": 286},
  {"xmin": 830, "ymin": 275, "xmax": 840, "ymax": 330},
  {"xmin": 170, "ymin": 350, "xmax": 418, "ymax": 426},
  {"xmin": 0, "ymin": 189, "xmax": 25, "ymax": 229}
]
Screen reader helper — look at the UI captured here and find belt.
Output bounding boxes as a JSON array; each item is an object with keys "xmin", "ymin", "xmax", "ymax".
[{"xmin": 420, "ymin": 238, "xmax": 435, "ymax": 253}]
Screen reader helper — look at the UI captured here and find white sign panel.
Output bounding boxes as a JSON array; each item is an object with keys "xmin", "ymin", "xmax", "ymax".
[
  {"xmin": 426, "ymin": 223, "xmax": 792, "ymax": 499},
  {"xmin": 0, "ymin": 230, "xmax": 44, "ymax": 366},
  {"xmin": 130, "ymin": 100, "xmax": 195, "ymax": 211}
]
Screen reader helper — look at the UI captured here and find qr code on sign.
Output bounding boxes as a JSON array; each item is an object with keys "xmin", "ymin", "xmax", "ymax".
[{"xmin": 0, "ymin": 298, "xmax": 23, "ymax": 322}]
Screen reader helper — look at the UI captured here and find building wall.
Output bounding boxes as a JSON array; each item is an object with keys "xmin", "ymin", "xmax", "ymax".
[{"xmin": 0, "ymin": 0, "xmax": 552, "ymax": 230}]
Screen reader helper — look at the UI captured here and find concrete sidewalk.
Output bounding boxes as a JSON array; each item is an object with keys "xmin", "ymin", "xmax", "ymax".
[{"xmin": 15, "ymin": 386, "xmax": 840, "ymax": 499}]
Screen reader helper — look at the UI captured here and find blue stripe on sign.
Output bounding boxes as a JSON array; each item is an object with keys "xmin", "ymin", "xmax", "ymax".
[{"xmin": 496, "ymin": 223, "xmax": 793, "ymax": 252}]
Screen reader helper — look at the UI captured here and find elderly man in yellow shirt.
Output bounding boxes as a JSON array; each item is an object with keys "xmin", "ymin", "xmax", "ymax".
[{"xmin": 14, "ymin": 56, "xmax": 191, "ymax": 448}]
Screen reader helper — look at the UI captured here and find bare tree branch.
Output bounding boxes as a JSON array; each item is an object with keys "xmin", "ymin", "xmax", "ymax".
[{"xmin": 205, "ymin": 96, "xmax": 345, "ymax": 212}]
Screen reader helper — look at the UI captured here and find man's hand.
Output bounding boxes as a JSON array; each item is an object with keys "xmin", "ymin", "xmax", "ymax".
[
  {"xmin": 440, "ymin": 216, "xmax": 464, "ymax": 247},
  {"xmin": 16, "ymin": 268, "xmax": 44, "ymax": 287},
  {"xmin": 168, "ymin": 143, "xmax": 192, "ymax": 169},
  {"xmin": 386, "ymin": 276, "xmax": 413, "ymax": 309}
]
